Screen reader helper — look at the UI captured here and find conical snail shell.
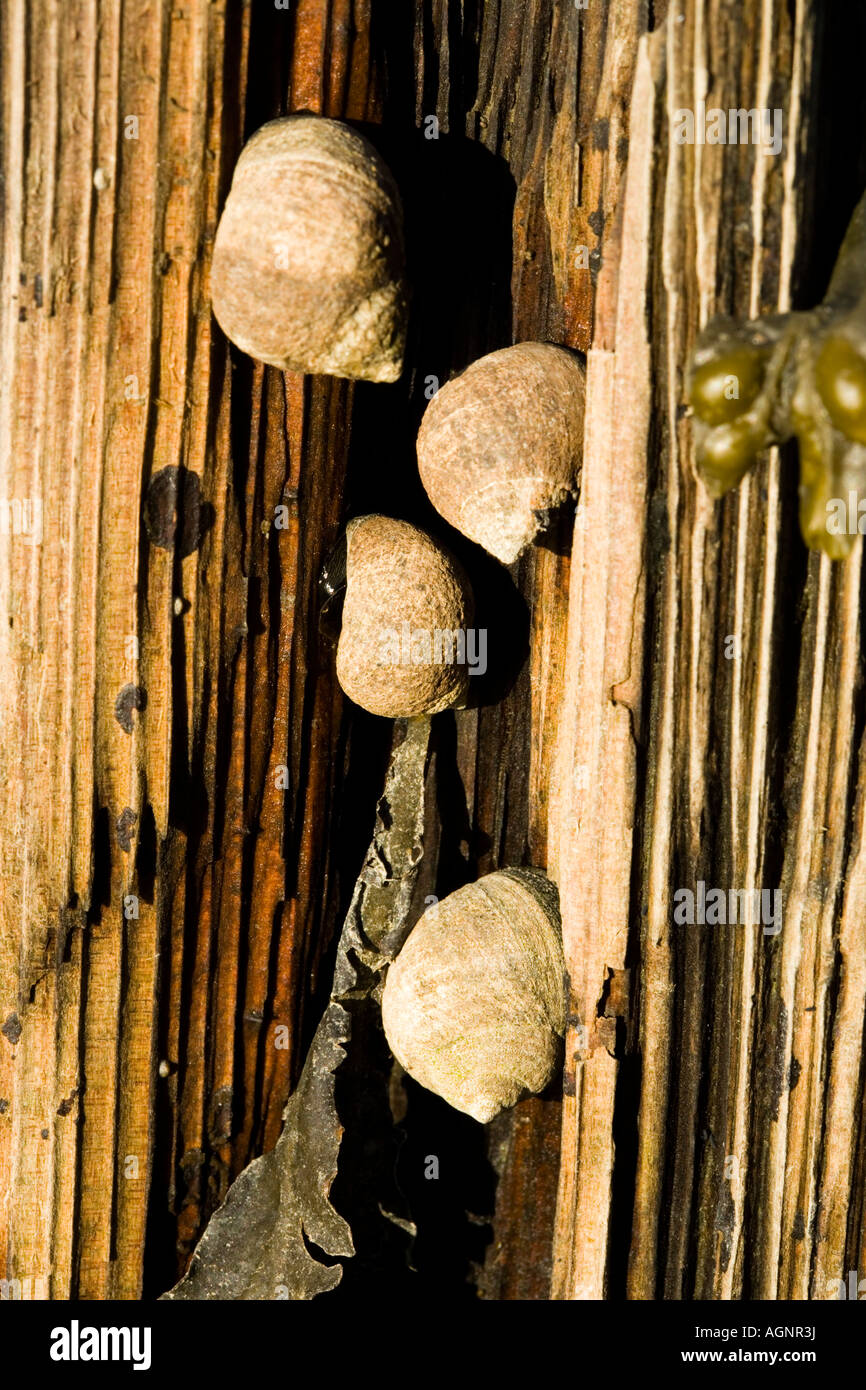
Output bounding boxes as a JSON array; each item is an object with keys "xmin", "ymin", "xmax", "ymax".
[
  {"xmin": 212, "ymin": 115, "xmax": 408, "ymax": 382},
  {"xmin": 381, "ymin": 869, "xmax": 566, "ymax": 1122},
  {"xmin": 416, "ymin": 342, "xmax": 586, "ymax": 564},
  {"xmin": 335, "ymin": 515, "xmax": 474, "ymax": 718}
]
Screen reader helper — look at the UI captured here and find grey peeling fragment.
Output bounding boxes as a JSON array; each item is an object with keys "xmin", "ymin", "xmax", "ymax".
[
  {"xmin": 114, "ymin": 684, "xmax": 146, "ymax": 733},
  {"xmin": 163, "ymin": 716, "xmax": 431, "ymax": 1301}
]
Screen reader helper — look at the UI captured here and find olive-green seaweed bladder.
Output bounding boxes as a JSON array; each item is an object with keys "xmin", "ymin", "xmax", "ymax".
[{"xmin": 687, "ymin": 189, "xmax": 866, "ymax": 560}]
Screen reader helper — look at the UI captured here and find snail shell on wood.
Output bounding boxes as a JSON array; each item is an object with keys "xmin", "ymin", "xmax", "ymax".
[
  {"xmin": 212, "ymin": 114, "xmax": 408, "ymax": 382},
  {"xmin": 381, "ymin": 869, "xmax": 566, "ymax": 1122},
  {"xmin": 335, "ymin": 514, "xmax": 474, "ymax": 718},
  {"xmin": 416, "ymin": 342, "xmax": 586, "ymax": 564}
]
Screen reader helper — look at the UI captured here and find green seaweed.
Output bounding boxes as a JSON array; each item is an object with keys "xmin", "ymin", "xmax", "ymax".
[{"xmin": 687, "ymin": 190, "xmax": 866, "ymax": 559}]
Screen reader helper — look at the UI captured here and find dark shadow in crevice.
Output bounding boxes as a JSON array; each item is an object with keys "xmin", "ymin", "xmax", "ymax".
[
  {"xmin": 135, "ymin": 801, "xmax": 158, "ymax": 906},
  {"xmin": 391, "ymin": 1078, "xmax": 497, "ymax": 1299},
  {"xmin": 302, "ymin": 29, "xmax": 518, "ymax": 1294},
  {"xmin": 85, "ymin": 806, "xmax": 112, "ymax": 926},
  {"xmin": 430, "ymin": 710, "xmax": 485, "ymax": 890},
  {"xmin": 338, "ymin": 121, "xmax": 516, "ymax": 534}
]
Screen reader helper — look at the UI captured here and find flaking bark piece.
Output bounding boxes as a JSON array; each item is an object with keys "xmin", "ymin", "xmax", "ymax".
[{"xmin": 163, "ymin": 718, "xmax": 430, "ymax": 1300}]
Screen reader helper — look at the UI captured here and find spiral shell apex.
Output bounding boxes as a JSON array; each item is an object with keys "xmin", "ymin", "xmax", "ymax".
[
  {"xmin": 381, "ymin": 869, "xmax": 566, "ymax": 1122},
  {"xmin": 335, "ymin": 515, "xmax": 474, "ymax": 718},
  {"xmin": 416, "ymin": 342, "xmax": 586, "ymax": 564},
  {"xmin": 212, "ymin": 115, "xmax": 408, "ymax": 382}
]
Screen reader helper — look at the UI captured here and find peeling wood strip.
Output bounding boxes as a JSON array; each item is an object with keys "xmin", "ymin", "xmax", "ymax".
[
  {"xmin": 755, "ymin": 554, "xmax": 830, "ymax": 1295},
  {"xmin": 550, "ymin": 31, "xmax": 655, "ymax": 1299},
  {"xmin": 719, "ymin": 0, "xmax": 803, "ymax": 1299},
  {"xmin": 816, "ymin": 707, "xmax": 866, "ymax": 1294}
]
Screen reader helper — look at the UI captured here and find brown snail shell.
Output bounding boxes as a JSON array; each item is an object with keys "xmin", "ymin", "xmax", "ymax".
[
  {"xmin": 335, "ymin": 515, "xmax": 474, "ymax": 718},
  {"xmin": 381, "ymin": 869, "xmax": 566, "ymax": 1122},
  {"xmin": 212, "ymin": 115, "xmax": 408, "ymax": 382},
  {"xmin": 416, "ymin": 342, "xmax": 586, "ymax": 563}
]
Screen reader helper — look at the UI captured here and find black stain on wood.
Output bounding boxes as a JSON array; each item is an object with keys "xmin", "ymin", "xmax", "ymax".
[
  {"xmin": 716, "ymin": 1181, "xmax": 736, "ymax": 1273},
  {"xmin": 208, "ymin": 1085, "xmax": 234, "ymax": 1149},
  {"xmin": 768, "ymin": 1002, "xmax": 789, "ymax": 1121},
  {"xmin": 1, "ymin": 1013, "xmax": 22, "ymax": 1047},
  {"xmin": 114, "ymin": 684, "xmax": 147, "ymax": 733},
  {"xmin": 592, "ymin": 118, "xmax": 609, "ymax": 150},
  {"xmin": 116, "ymin": 808, "xmax": 138, "ymax": 852},
  {"xmin": 144, "ymin": 465, "xmax": 214, "ymax": 557}
]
